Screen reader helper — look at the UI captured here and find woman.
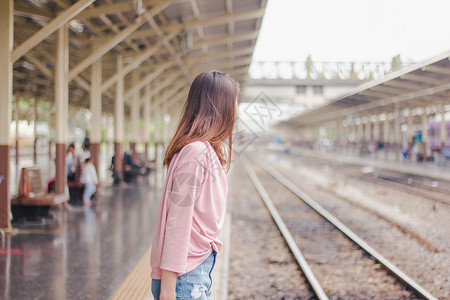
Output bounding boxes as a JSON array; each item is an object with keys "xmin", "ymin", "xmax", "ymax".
[{"xmin": 150, "ymin": 70, "xmax": 239, "ymax": 300}]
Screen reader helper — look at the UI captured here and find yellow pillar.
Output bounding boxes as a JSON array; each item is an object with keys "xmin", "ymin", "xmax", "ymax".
[
  {"xmin": 373, "ymin": 119, "xmax": 380, "ymax": 155},
  {"xmin": 0, "ymin": 0, "xmax": 13, "ymax": 229},
  {"xmin": 422, "ymin": 110, "xmax": 429, "ymax": 161},
  {"xmin": 143, "ymin": 84, "xmax": 151, "ymax": 161},
  {"xmin": 383, "ymin": 118, "xmax": 390, "ymax": 158},
  {"xmin": 113, "ymin": 56, "xmax": 124, "ymax": 183},
  {"xmin": 55, "ymin": 24, "xmax": 69, "ymax": 195},
  {"xmin": 407, "ymin": 114, "xmax": 414, "ymax": 160},
  {"xmin": 129, "ymin": 69, "xmax": 140, "ymax": 160},
  {"xmin": 90, "ymin": 57, "xmax": 102, "ymax": 172},
  {"xmin": 440, "ymin": 109, "xmax": 447, "ymax": 151}
]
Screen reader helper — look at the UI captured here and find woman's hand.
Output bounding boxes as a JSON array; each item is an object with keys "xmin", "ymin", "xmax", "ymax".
[{"xmin": 160, "ymin": 269, "xmax": 177, "ymax": 300}]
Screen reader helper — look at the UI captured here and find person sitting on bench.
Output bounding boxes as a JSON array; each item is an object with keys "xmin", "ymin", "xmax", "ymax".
[
  {"xmin": 124, "ymin": 151, "xmax": 147, "ymax": 175},
  {"xmin": 66, "ymin": 143, "xmax": 79, "ymax": 182},
  {"xmin": 80, "ymin": 157, "xmax": 99, "ymax": 206}
]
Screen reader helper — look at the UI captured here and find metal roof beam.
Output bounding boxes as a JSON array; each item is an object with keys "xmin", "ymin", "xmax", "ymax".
[
  {"xmin": 185, "ymin": 46, "xmax": 254, "ymax": 66},
  {"xmin": 179, "ymin": 7, "xmax": 265, "ymax": 30},
  {"xmin": 360, "ymin": 90, "xmax": 395, "ymax": 99},
  {"xmin": 138, "ymin": 72, "xmax": 183, "ymax": 106},
  {"xmin": 422, "ymin": 65, "xmax": 450, "ymax": 76},
  {"xmin": 14, "ymin": 3, "xmax": 53, "ymax": 20},
  {"xmin": 69, "ymin": 18, "xmax": 145, "ymax": 81},
  {"xmin": 168, "ymin": 86, "xmax": 190, "ymax": 107},
  {"xmin": 12, "ymin": 0, "xmax": 95, "ymax": 63},
  {"xmin": 192, "ymin": 31, "xmax": 259, "ymax": 49},
  {"xmin": 402, "ymin": 74, "xmax": 448, "ymax": 86},
  {"xmin": 101, "ymin": 29, "xmax": 179, "ymax": 93},
  {"xmin": 192, "ymin": 57, "xmax": 252, "ymax": 73},
  {"xmin": 143, "ymin": 11, "xmax": 191, "ymax": 79},
  {"xmin": 152, "ymin": 82, "xmax": 186, "ymax": 110},
  {"xmin": 77, "ymin": 0, "xmax": 173, "ymax": 19},
  {"xmin": 305, "ymin": 82, "xmax": 450, "ymax": 124},
  {"xmin": 124, "ymin": 60, "xmax": 175, "ymax": 100},
  {"xmin": 383, "ymin": 80, "xmax": 429, "ymax": 91}
]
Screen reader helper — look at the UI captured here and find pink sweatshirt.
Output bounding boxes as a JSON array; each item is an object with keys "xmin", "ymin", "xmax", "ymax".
[{"xmin": 150, "ymin": 141, "xmax": 228, "ymax": 278}]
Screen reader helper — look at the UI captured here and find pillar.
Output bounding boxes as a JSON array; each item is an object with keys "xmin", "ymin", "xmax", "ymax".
[
  {"xmin": 129, "ymin": 70, "xmax": 140, "ymax": 162},
  {"xmin": 113, "ymin": 56, "xmax": 124, "ymax": 184},
  {"xmin": 143, "ymin": 84, "xmax": 151, "ymax": 161},
  {"xmin": 373, "ymin": 118, "xmax": 380, "ymax": 155},
  {"xmin": 162, "ymin": 97, "xmax": 169, "ymax": 148},
  {"xmin": 407, "ymin": 114, "xmax": 414, "ymax": 160},
  {"xmin": 422, "ymin": 109, "xmax": 429, "ymax": 162},
  {"xmin": 440, "ymin": 109, "xmax": 447, "ymax": 151},
  {"xmin": 14, "ymin": 98, "xmax": 19, "ymax": 164},
  {"xmin": 383, "ymin": 118, "xmax": 390, "ymax": 158},
  {"xmin": 343, "ymin": 124, "xmax": 349, "ymax": 151},
  {"xmin": 33, "ymin": 98, "xmax": 38, "ymax": 163},
  {"xmin": 364, "ymin": 119, "xmax": 371, "ymax": 155},
  {"xmin": 351, "ymin": 123, "xmax": 357, "ymax": 151},
  {"xmin": 394, "ymin": 111, "xmax": 401, "ymax": 160},
  {"xmin": 0, "ymin": 0, "xmax": 13, "ymax": 229},
  {"xmin": 55, "ymin": 24, "xmax": 69, "ymax": 195},
  {"xmin": 153, "ymin": 105, "xmax": 161, "ymax": 167},
  {"xmin": 357, "ymin": 121, "xmax": 363, "ymax": 142},
  {"xmin": 90, "ymin": 57, "xmax": 102, "ymax": 173}
]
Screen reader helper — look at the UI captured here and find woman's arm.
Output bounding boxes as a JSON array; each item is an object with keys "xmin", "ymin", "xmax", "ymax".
[{"xmin": 160, "ymin": 269, "xmax": 177, "ymax": 300}]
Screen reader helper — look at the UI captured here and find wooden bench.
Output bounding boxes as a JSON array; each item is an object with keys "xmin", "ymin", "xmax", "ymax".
[{"xmin": 11, "ymin": 167, "xmax": 67, "ymax": 222}]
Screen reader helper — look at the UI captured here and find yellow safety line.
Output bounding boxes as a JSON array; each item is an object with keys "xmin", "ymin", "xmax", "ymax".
[{"xmin": 110, "ymin": 246, "xmax": 152, "ymax": 300}]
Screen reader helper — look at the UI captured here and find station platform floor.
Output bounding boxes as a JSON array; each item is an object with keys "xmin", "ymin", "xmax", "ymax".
[
  {"xmin": 1, "ymin": 160, "xmax": 232, "ymax": 300},
  {"xmin": 283, "ymin": 146, "xmax": 450, "ymax": 181}
]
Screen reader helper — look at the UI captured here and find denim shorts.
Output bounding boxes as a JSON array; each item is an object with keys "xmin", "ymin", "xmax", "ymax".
[{"xmin": 151, "ymin": 251, "xmax": 217, "ymax": 300}]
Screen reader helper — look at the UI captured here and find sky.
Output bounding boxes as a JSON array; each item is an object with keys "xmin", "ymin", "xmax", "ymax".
[{"xmin": 252, "ymin": 0, "xmax": 450, "ymax": 63}]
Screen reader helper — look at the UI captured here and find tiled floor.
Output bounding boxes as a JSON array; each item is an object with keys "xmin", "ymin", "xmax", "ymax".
[{"xmin": 1, "ymin": 179, "xmax": 162, "ymax": 300}]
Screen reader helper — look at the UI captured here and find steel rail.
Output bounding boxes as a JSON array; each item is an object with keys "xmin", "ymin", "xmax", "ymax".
[
  {"xmin": 359, "ymin": 174, "xmax": 450, "ymax": 206},
  {"xmin": 251, "ymin": 155, "xmax": 438, "ymax": 300},
  {"xmin": 240, "ymin": 156, "xmax": 329, "ymax": 300}
]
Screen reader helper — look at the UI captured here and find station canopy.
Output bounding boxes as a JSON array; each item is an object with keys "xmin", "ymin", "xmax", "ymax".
[
  {"xmin": 13, "ymin": 0, "xmax": 267, "ymax": 114},
  {"xmin": 283, "ymin": 50, "xmax": 450, "ymax": 127}
]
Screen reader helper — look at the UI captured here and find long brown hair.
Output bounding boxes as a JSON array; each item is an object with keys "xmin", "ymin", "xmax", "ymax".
[{"xmin": 164, "ymin": 70, "xmax": 240, "ymax": 170}]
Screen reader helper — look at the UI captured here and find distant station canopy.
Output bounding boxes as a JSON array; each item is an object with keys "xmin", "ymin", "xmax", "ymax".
[{"xmin": 282, "ymin": 51, "xmax": 450, "ymax": 127}]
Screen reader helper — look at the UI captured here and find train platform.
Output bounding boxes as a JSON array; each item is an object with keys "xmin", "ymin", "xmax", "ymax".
[{"xmin": 282, "ymin": 146, "xmax": 450, "ymax": 181}]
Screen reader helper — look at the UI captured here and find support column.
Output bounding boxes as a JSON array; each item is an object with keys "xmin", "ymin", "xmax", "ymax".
[
  {"xmin": 113, "ymin": 56, "xmax": 124, "ymax": 184},
  {"xmin": 129, "ymin": 70, "xmax": 140, "ymax": 161},
  {"xmin": 55, "ymin": 24, "xmax": 69, "ymax": 195},
  {"xmin": 153, "ymin": 105, "xmax": 161, "ymax": 167},
  {"xmin": 14, "ymin": 98, "xmax": 19, "ymax": 164},
  {"xmin": 357, "ymin": 120, "xmax": 363, "ymax": 156},
  {"xmin": 351, "ymin": 123, "xmax": 357, "ymax": 151},
  {"xmin": 162, "ymin": 97, "xmax": 169, "ymax": 148},
  {"xmin": 90, "ymin": 57, "xmax": 102, "ymax": 173},
  {"xmin": 394, "ymin": 107, "xmax": 401, "ymax": 160},
  {"xmin": 422, "ymin": 109, "xmax": 429, "ymax": 162},
  {"xmin": 33, "ymin": 98, "xmax": 38, "ymax": 163},
  {"xmin": 383, "ymin": 118, "xmax": 390, "ymax": 158},
  {"xmin": 364, "ymin": 119, "xmax": 371, "ymax": 155},
  {"xmin": 407, "ymin": 113, "xmax": 414, "ymax": 160},
  {"xmin": 440, "ymin": 108, "xmax": 447, "ymax": 152},
  {"xmin": 373, "ymin": 118, "xmax": 380, "ymax": 156},
  {"xmin": 0, "ymin": 0, "xmax": 13, "ymax": 229},
  {"xmin": 143, "ymin": 84, "xmax": 151, "ymax": 161}
]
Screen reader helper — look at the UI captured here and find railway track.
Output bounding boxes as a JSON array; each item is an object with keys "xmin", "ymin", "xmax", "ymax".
[
  {"xmin": 240, "ymin": 155, "xmax": 438, "ymax": 300},
  {"xmin": 365, "ymin": 172, "xmax": 450, "ymax": 205},
  {"xmin": 277, "ymin": 149, "xmax": 450, "ymax": 205}
]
